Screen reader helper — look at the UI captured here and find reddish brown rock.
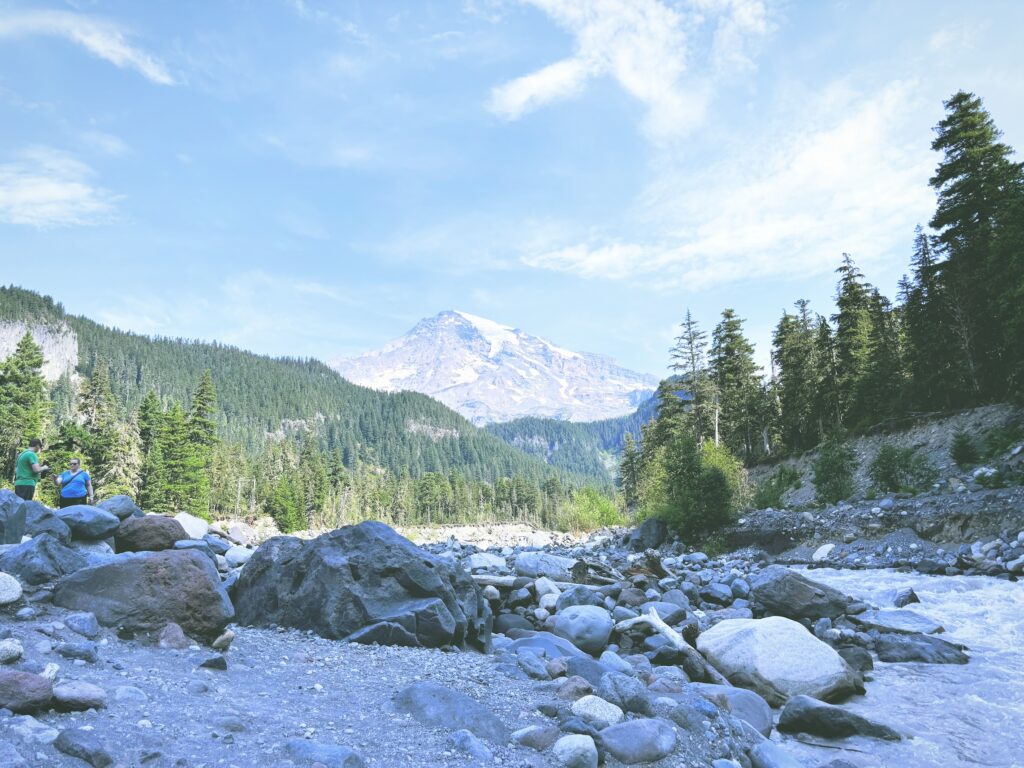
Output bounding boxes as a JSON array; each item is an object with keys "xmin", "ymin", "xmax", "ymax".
[
  {"xmin": 52, "ymin": 550, "xmax": 234, "ymax": 640},
  {"xmin": 0, "ymin": 669, "xmax": 53, "ymax": 712},
  {"xmin": 115, "ymin": 515, "xmax": 188, "ymax": 553}
]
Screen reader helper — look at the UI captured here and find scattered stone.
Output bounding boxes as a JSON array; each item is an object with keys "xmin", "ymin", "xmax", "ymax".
[
  {"xmin": 598, "ymin": 718, "xmax": 677, "ymax": 764},
  {"xmin": 157, "ymin": 623, "xmax": 192, "ymax": 650},
  {"xmin": 467, "ymin": 552, "xmax": 506, "ymax": 572},
  {"xmin": 199, "ymin": 654, "xmax": 228, "ymax": 670},
  {"xmin": 54, "ymin": 728, "xmax": 114, "ymax": 767},
  {"xmin": 512, "ymin": 724, "xmax": 560, "ymax": 751},
  {"xmin": 778, "ymin": 695, "xmax": 901, "ymax": 740},
  {"xmin": 7, "ymin": 714, "xmax": 58, "ymax": 744},
  {"xmin": 56, "ymin": 641, "xmax": 99, "ymax": 663},
  {"xmin": 394, "ymin": 681, "xmax": 509, "ymax": 744},
  {"xmin": 225, "ymin": 545, "xmax": 254, "ymax": 568},
  {"xmin": 175, "ymin": 511, "xmax": 210, "ymax": 539},
  {"xmin": 748, "ymin": 741, "xmax": 804, "ymax": 768},
  {"xmin": 114, "ymin": 685, "xmax": 147, "ymax": 703},
  {"xmin": 690, "ymin": 682, "xmax": 772, "ymax": 737},
  {"xmin": 515, "ymin": 551, "xmax": 577, "ymax": 582},
  {"xmin": 0, "ymin": 638, "xmax": 23, "ymax": 664},
  {"xmin": 852, "ymin": 609, "xmax": 944, "ymax": 635},
  {"xmin": 0, "ymin": 740, "xmax": 27, "ymax": 768},
  {"xmin": 212, "ymin": 629, "xmax": 235, "ymax": 651},
  {"xmin": 65, "ymin": 611, "xmax": 101, "ymax": 639},
  {"xmin": 285, "ymin": 738, "xmax": 367, "ymax": 767},
  {"xmin": 448, "ymin": 729, "xmax": 493, "ymax": 762}
]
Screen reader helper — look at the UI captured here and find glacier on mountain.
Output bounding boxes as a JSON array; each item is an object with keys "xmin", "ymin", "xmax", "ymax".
[{"xmin": 331, "ymin": 311, "xmax": 657, "ymax": 425}]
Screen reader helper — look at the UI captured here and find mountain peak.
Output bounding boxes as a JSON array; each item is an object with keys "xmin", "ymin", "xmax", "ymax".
[{"xmin": 332, "ymin": 312, "xmax": 657, "ymax": 424}]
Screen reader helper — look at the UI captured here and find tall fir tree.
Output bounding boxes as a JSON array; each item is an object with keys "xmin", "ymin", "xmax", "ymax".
[
  {"xmin": 669, "ymin": 310, "xmax": 718, "ymax": 443},
  {"xmin": 0, "ymin": 332, "xmax": 48, "ymax": 479},
  {"xmin": 772, "ymin": 301, "xmax": 819, "ymax": 451},
  {"xmin": 709, "ymin": 309, "xmax": 761, "ymax": 461},
  {"xmin": 831, "ymin": 255, "xmax": 874, "ymax": 425}
]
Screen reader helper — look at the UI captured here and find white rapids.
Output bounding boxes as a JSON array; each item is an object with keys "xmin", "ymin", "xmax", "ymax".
[{"xmin": 775, "ymin": 568, "xmax": 1024, "ymax": 768}]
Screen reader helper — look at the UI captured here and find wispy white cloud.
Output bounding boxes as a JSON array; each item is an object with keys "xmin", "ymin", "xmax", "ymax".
[
  {"xmin": 522, "ymin": 80, "xmax": 936, "ymax": 288},
  {"xmin": 488, "ymin": 0, "xmax": 770, "ymax": 141},
  {"xmin": 80, "ymin": 131, "xmax": 130, "ymax": 157},
  {"xmin": 0, "ymin": 10, "xmax": 175, "ymax": 85},
  {"xmin": 0, "ymin": 146, "xmax": 119, "ymax": 227}
]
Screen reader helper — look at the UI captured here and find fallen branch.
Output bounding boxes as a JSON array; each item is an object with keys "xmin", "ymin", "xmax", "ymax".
[
  {"xmin": 471, "ymin": 574, "xmax": 596, "ymax": 591},
  {"xmin": 615, "ymin": 608, "xmax": 729, "ymax": 686}
]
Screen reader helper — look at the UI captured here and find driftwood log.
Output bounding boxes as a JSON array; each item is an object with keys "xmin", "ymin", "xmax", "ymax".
[{"xmin": 615, "ymin": 608, "xmax": 730, "ymax": 686}]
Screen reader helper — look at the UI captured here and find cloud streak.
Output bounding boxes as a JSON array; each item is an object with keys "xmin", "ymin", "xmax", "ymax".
[
  {"xmin": 0, "ymin": 146, "xmax": 119, "ymax": 227},
  {"xmin": 522, "ymin": 80, "xmax": 936, "ymax": 288},
  {"xmin": 488, "ymin": 0, "xmax": 770, "ymax": 141},
  {"xmin": 0, "ymin": 10, "xmax": 175, "ymax": 85}
]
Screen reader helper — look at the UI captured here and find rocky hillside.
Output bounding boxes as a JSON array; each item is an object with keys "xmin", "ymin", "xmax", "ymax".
[
  {"xmin": 332, "ymin": 310, "xmax": 658, "ymax": 425},
  {"xmin": 749, "ymin": 404, "xmax": 1023, "ymax": 507},
  {"xmin": 0, "ymin": 320, "xmax": 77, "ymax": 383}
]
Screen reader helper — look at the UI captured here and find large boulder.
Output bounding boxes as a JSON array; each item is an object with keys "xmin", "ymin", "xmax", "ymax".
[
  {"xmin": 0, "ymin": 670, "xmax": 52, "ymax": 713},
  {"xmin": 873, "ymin": 633, "xmax": 969, "ymax": 664},
  {"xmin": 628, "ymin": 518, "xmax": 668, "ymax": 552},
  {"xmin": 52, "ymin": 550, "xmax": 233, "ymax": 639},
  {"xmin": 850, "ymin": 609, "xmax": 943, "ymax": 635},
  {"xmin": 552, "ymin": 605, "xmax": 614, "ymax": 655},
  {"xmin": 22, "ymin": 502, "xmax": 72, "ymax": 544},
  {"xmin": 0, "ymin": 536, "xmax": 87, "ymax": 585},
  {"xmin": 749, "ymin": 566, "xmax": 852, "ymax": 621},
  {"xmin": 598, "ymin": 718, "xmax": 677, "ymax": 764},
  {"xmin": 174, "ymin": 511, "xmax": 209, "ymax": 539},
  {"xmin": 696, "ymin": 616, "xmax": 861, "ymax": 706},
  {"xmin": 96, "ymin": 495, "xmax": 143, "ymax": 521},
  {"xmin": 114, "ymin": 515, "xmax": 188, "ymax": 553},
  {"xmin": 232, "ymin": 521, "xmax": 491, "ymax": 650},
  {"xmin": 778, "ymin": 695, "xmax": 900, "ymax": 740},
  {"xmin": 0, "ymin": 490, "xmax": 26, "ymax": 544},
  {"xmin": 394, "ymin": 681, "xmax": 509, "ymax": 744},
  {"xmin": 689, "ymin": 682, "xmax": 773, "ymax": 737},
  {"xmin": 54, "ymin": 505, "xmax": 120, "ymax": 541}
]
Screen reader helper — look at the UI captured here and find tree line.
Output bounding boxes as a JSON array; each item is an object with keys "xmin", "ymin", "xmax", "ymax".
[{"xmin": 623, "ymin": 91, "xmax": 1024, "ymax": 534}]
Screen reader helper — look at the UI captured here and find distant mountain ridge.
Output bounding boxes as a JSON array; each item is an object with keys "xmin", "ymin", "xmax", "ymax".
[{"xmin": 331, "ymin": 310, "xmax": 658, "ymax": 425}]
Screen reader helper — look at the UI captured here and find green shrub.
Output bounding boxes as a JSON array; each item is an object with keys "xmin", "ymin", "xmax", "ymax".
[
  {"xmin": 868, "ymin": 443, "xmax": 936, "ymax": 493},
  {"xmin": 950, "ymin": 429, "xmax": 980, "ymax": 468},
  {"xmin": 640, "ymin": 432, "xmax": 745, "ymax": 540},
  {"xmin": 812, "ymin": 433, "xmax": 855, "ymax": 504},
  {"xmin": 555, "ymin": 487, "xmax": 624, "ymax": 531},
  {"xmin": 974, "ymin": 467, "xmax": 1006, "ymax": 489},
  {"xmin": 983, "ymin": 422, "xmax": 1023, "ymax": 459},
  {"xmin": 753, "ymin": 465, "xmax": 801, "ymax": 509}
]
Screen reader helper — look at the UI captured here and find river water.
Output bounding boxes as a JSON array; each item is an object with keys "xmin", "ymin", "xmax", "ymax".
[{"xmin": 776, "ymin": 568, "xmax": 1024, "ymax": 768}]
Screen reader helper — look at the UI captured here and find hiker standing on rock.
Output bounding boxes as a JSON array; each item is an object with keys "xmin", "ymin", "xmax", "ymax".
[
  {"xmin": 13, "ymin": 437, "xmax": 48, "ymax": 501},
  {"xmin": 54, "ymin": 457, "xmax": 94, "ymax": 508}
]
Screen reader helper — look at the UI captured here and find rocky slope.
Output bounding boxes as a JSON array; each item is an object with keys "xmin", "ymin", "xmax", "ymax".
[
  {"xmin": 332, "ymin": 311, "xmax": 658, "ymax": 425},
  {"xmin": 0, "ymin": 320, "xmax": 77, "ymax": 383}
]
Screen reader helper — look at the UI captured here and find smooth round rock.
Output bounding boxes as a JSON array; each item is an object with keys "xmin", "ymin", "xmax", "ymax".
[
  {"xmin": 570, "ymin": 694, "xmax": 624, "ymax": 729},
  {"xmin": 0, "ymin": 638, "xmax": 24, "ymax": 664},
  {"xmin": 553, "ymin": 605, "xmax": 614, "ymax": 655},
  {"xmin": 0, "ymin": 571, "xmax": 23, "ymax": 605},
  {"xmin": 599, "ymin": 718, "xmax": 677, "ymax": 764},
  {"xmin": 552, "ymin": 734, "xmax": 598, "ymax": 768}
]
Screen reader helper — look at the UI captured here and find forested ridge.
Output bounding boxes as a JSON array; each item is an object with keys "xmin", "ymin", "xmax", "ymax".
[{"xmin": 0, "ymin": 287, "xmax": 621, "ymax": 532}]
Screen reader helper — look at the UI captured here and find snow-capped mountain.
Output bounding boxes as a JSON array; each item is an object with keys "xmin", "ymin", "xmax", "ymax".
[{"xmin": 331, "ymin": 311, "xmax": 658, "ymax": 425}]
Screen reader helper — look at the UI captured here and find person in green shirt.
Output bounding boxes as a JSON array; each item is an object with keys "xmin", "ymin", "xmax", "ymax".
[{"xmin": 14, "ymin": 438, "xmax": 49, "ymax": 501}]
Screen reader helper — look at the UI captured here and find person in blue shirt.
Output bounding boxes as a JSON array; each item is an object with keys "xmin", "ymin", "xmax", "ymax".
[{"xmin": 54, "ymin": 458, "xmax": 94, "ymax": 508}]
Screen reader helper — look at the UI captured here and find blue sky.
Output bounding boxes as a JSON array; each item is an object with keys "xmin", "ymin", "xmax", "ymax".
[{"xmin": 2, "ymin": 0, "xmax": 1022, "ymax": 377}]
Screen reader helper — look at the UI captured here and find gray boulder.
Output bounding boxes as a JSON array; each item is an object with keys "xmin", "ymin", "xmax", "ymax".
[
  {"xmin": 596, "ymin": 672, "xmax": 652, "ymax": 715},
  {"xmin": 0, "ymin": 670, "xmax": 52, "ymax": 713},
  {"xmin": 0, "ymin": 490, "xmax": 26, "ymax": 544},
  {"xmin": 748, "ymin": 741, "xmax": 803, "ymax": 768},
  {"xmin": 689, "ymin": 682, "xmax": 772, "ymax": 737},
  {"xmin": 778, "ymin": 695, "xmax": 900, "ymax": 740},
  {"xmin": 508, "ymin": 632, "xmax": 588, "ymax": 659},
  {"xmin": 874, "ymin": 633, "xmax": 968, "ymax": 664},
  {"xmin": 0, "ymin": 536, "xmax": 87, "ymax": 585},
  {"xmin": 96, "ymin": 495, "xmax": 143, "ymax": 521},
  {"xmin": 553, "ymin": 605, "xmax": 613, "ymax": 655},
  {"xmin": 54, "ymin": 729, "xmax": 113, "ymax": 767},
  {"xmin": 22, "ymin": 502, "xmax": 71, "ymax": 544},
  {"xmin": 55, "ymin": 505, "xmax": 120, "ymax": 541},
  {"xmin": 552, "ymin": 734, "xmax": 598, "ymax": 768},
  {"xmin": 232, "ymin": 521, "xmax": 490, "ymax": 650},
  {"xmin": 556, "ymin": 585, "xmax": 605, "ymax": 612},
  {"xmin": 599, "ymin": 718, "xmax": 677, "ymax": 764},
  {"xmin": 394, "ymin": 681, "xmax": 509, "ymax": 745},
  {"xmin": 629, "ymin": 518, "xmax": 668, "ymax": 551},
  {"xmin": 749, "ymin": 565, "xmax": 852, "ymax": 621},
  {"xmin": 52, "ymin": 550, "xmax": 234, "ymax": 640},
  {"xmin": 851, "ymin": 609, "xmax": 943, "ymax": 635}
]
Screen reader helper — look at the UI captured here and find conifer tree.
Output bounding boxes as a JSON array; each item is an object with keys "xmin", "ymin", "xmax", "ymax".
[
  {"xmin": 709, "ymin": 309, "xmax": 761, "ymax": 460},
  {"xmin": 772, "ymin": 301, "xmax": 817, "ymax": 451},
  {"xmin": 831, "ymin": 255, "xmax": 874, "ymax": 425},
  {"xmin": 669, "ymin": 310, "xmax": 718, "ymax": 443},
  {"xmin": 618, "ymin": 433, "xmax": 641, "ymax": 509},
  {"xmin": 0, "ymin": 332, "xmax": 48, "ymax": 477}
]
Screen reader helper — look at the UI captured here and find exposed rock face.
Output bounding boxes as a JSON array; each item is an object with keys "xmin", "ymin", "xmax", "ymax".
[
  {"xmin": 749, "ymin": 565, "xmax": 852, "ymax": 620},
  {"xmin": 232, "ymin": 521, "xmax": 491, "ymax": 651},
  {"xmin": 114, "ymin": 515, "xmax": 189, "ymax": 553},
  {"xmin": 0, "ymin": 319, "xmax": 78, "ymax": 382},
  {"xmin": 696, "ymin": 617, "xmax": 861, "ymax": 706},
  {"xmin": 52, "ymin": 550, "xmax": 234, "ymax": 639}
]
